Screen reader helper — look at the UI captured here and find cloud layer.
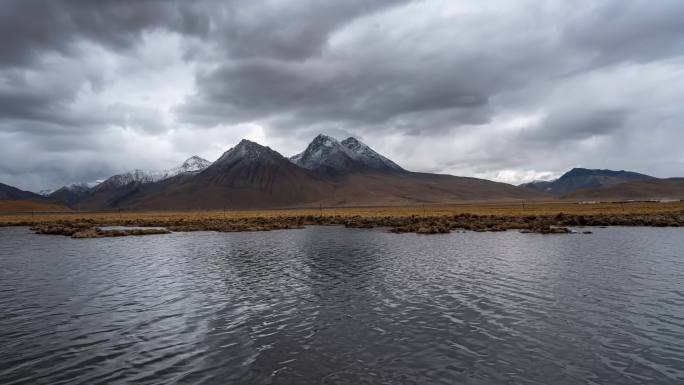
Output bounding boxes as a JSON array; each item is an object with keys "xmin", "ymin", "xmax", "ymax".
[{"xmin": 1, "ymin": 0, "xmax": 683, "ymax": 191}]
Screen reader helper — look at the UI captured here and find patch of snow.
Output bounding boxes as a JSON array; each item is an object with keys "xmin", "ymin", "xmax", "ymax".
[
  {"xmin": 290, "ymin": 134, "xmax": 405, "ymax": 172},
  {"xmin": 95, "ymin": 155, "xmax": 212, "ymax": 190},
  {"xmin": 341, "ymin": 137, "xmax": 404, "ymax": 171},
  {"xmin": 289, "ymin": 134, "xmax": 355, "ymax": 170},
  {"xmin": 215, "ymin": 139, "xmax": 277, "ymax": 165}
]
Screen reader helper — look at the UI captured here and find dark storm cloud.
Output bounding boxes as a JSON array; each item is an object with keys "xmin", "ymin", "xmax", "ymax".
[
  {"xmin": 209, "ymin": 0, "xmax": 412, "ymax": 60},
  {"xmin": 178, "ymin": 0, "xmax": 684, "ymax": 136},
  {"xmin": 563, "ymin": 1, "xmax": 684, "ymax": 67},
  {"xmin": 522, "ymin": 108, "xmax": 630, "ymax": 142},
  {"xmin": 0, "ymin": 0, "xmax": 209, "ymax": 67},
  {"xmin": 180, "ymin": 56, "xmax": 494, "ymax": 128},
  {"xmin": 0, "ymin": 0, "xmax": 408, "ymax": 67},
  {"xmin": 2, "ymin": 0, "xmax": 684, "ymax": 190}
]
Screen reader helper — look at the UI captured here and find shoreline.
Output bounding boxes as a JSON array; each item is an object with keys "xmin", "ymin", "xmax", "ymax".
[{"xmin": 1, "ymin": 201, "xmax": 680, "ymax": 238}]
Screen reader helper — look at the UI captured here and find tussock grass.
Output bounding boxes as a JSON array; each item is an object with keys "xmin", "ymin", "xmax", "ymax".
[{"xmin": 2, "ymin": 200, "xmax": 683, "ymax": 226}]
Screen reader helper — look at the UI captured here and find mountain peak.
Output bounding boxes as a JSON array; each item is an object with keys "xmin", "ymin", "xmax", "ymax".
[
  {"xmin": 290, "ymin": 135, "xmax": 354, "ymax": 171},
  {"xmin": 341, "ymin": 137, "xmax": 404, "ymax": 172},
  {"xmin": 290, "ymin": 134, "xmax": 405, "ymax": 173},
  {"xmin": 522, "ymin": 167, "xmax": 657, "ymax": 196},
  {"xmin": 181, "ymin": 156, "xmax": 211, "ymax": 172},
  {"xmin": 561, "ymin": 168, "xmax": 653, "ymax": 180},
  {"xmin": 215, "ymin": 139, "xmax": 282, "ymax": 166},
  {"xmin": 93, "ymin": 156, "xmax": 212, "ymax": 191},
  {"xmin": 311, "ymin": 134, "xmax": 337, "ymax": 146}
]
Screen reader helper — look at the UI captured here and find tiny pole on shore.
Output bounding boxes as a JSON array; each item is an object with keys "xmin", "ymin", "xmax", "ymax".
[
  {"xmin": 319, "ymin": 204, "xmax": 323, "ymax": 217},
  {"xmin": 423, "ymin": 203, "xmax": 426, "ymax": 217}
]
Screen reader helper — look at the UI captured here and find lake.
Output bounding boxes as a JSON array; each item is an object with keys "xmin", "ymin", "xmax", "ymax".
[{"xmin": 1, "ymin": 226, "xmax": 683, "ymax": 384}]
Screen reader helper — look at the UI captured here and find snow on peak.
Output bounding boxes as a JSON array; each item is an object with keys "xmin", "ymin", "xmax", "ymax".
[
  {"xmin": 179, "ymin": 156, "xmax": 212, "ymax": 173},
  {"xmin": 215, "ymin": 139, "xmax": 279, "ymax": 165},
  {"xmin": 289, "ymin": 134, "xmax": 354, "ymax": 171},
  {"xmin": 96, "ymin": 155, "xmax": 212, "ymax": 189},
  {"xmin": 341, "ymin": 137, "xmax": 404, "ymax": 171},
  {"xmin": 63, "ymin": 183, "xmax": 91, "ymax": 192},
  {"xmin": 290, "ymin": 134, "xmax": 405, "ymax": 172}
]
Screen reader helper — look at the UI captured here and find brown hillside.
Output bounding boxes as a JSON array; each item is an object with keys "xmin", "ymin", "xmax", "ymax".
[
  {"xmin": 0, "ymin": 200, "xmax": 71, "ymax": 213},
  {"xmin": 567, "ymin": 179, "xmax": 684, "ymax": 201}
]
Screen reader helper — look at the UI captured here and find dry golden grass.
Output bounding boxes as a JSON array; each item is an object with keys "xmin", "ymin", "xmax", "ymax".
[
  {"xmin": 1, "ymin": 200, "xmax": 683, "ymax": 225},
  {"xmin": 0, "ymin": 200, "xmax": 71, "ymax": 213}
]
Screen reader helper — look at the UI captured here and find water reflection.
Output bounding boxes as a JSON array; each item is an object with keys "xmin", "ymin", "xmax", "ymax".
[{"xmin": 1, "ymin": 226, "xmax": 683, "ymax": 384}]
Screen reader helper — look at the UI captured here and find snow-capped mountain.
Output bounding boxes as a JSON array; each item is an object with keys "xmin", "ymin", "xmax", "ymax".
[
  {"xmin": 48, "ymin": 183, "xmax": 93, "ymax": 207},
  {"xmin": 57, "ymin": 183, "xmax": 92, "ymax": 193},
  {"xmin": 40, "ymin": 182, "xmax": 98, "ymax": 197},
  {"xmin": 214, "ymin": 140, "xmax": 281, "ymax": 167},
  {"xmin": 340, "ymin": 137, "xmax": 404, "ymax": 172},
  {"xmin": 173, "ymin": 156, "xmax": 212, "ymax": 174},
  {"xmin": 93, "ymin": 156, "xmax": 211, "ymax": 191},
  {"xmin": 47, "ymin": 136, "xmax": 548, "ymax": 210},
  {"xmin": 290, "ymin": 134, "xmax": 358, "ymax": 172},
  {"xmin": 290, "ymin": 134, "xmax": 404, "ymax": 173}
]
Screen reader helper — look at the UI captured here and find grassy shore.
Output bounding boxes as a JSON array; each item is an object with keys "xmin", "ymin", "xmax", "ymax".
[{"xmin": 2, "ymin": 201, "xmax": 683, "ymax": 237}]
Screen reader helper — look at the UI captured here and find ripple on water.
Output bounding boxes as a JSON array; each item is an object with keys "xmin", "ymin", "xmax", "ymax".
[{"xmin": 1, "ymin": 226, "xmax": 683, "ymax": 384}]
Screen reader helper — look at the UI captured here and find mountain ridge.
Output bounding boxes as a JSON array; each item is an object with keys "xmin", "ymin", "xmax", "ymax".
[
  {"xmin": 290, "ymin": 134, "xmax": 404, "ymax": 174},
  {"xmin": 23, "ymin": 137, "xmax": 670, "ymax": 210},
  {"xmin": 521, "ymin": 168, "xmax": 656, "ymax": 196},
  {"xmin": 0, "ymin": 182, "xmax": 49, "ymax": 202},
  {"xmin": 69, "ymin": 135, "xmax": 546, "ymax": 210}
]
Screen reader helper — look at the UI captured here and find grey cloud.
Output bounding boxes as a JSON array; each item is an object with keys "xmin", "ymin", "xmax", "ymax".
[
  {"xmin": 2, "ymin": 0, "xmax": 684, "ymax": 191},
  {"xmin": 0, "ymin": 0, "xmax": 209, "ymax": 67},
  {"xmin": 523, "ymin": 108, "xmax": 630, "ymax": 142},
  {"xmin": 563, "ymin": 1, "xmax": 684, "ymax": 67},
  {"xmin": 208, "ymin": 0, "xmax": 412, "ymax": 60},
  {"xmin": 179, "ymin": 0, "xmax": 684, "ymax": 137}
]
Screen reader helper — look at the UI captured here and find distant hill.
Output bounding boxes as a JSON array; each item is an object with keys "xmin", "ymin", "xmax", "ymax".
[
  {"xmin": 70, "ymin": 136, "xmax": 545, "ymax": 210},
  {"xmin": 567, "ymin": 178, "xmax": 684, "ymax": 201},
  {"xmin": 522, "ymin": 168, "xmax": 656, "ymax": 196},
  {"xmin": 48, "ymin": 156, "xmax": 211, "ymax": 209},
  {"xmin": 519, "ymin": 180, "xmax": 554, "ymax": 193},
  {"xmin": 0, "ymin": 182, "xmax": 48, "ymax": 201},
  {"xmin": 48, "ymin": 184, "xmax": 91, "ymax": 208}
]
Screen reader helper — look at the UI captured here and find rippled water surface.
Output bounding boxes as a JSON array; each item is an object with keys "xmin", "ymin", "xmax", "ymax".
[{"xmin": 1, "ymin": 226, "xmax": 684, "ymax": 384}]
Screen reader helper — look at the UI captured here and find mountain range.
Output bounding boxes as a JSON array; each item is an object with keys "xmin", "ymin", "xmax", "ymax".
[
  {"xmin": 28, "ymin": 135, "xmax": 545, "ymax": 210},
  {"xmin": 1, "ymin": 135, "xmax": 682, "ymax": 210},
  {"xmin": 520, "ymin": 168, "xmax": 684, "ymax": 200},
  {"xmin": 520, "ymin": 168, "xmax": 657, "ymax": 196}
]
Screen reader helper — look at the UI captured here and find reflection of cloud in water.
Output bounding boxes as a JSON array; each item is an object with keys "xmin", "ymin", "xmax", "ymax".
[{"xmin": 2, "ymin": 227, "xmax": 684, "ymax": 383}]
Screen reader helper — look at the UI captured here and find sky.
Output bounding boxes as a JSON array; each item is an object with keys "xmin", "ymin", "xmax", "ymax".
[{"xmin": 2, "ymin": 0, "xmax": 684, "ymax": 192}]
